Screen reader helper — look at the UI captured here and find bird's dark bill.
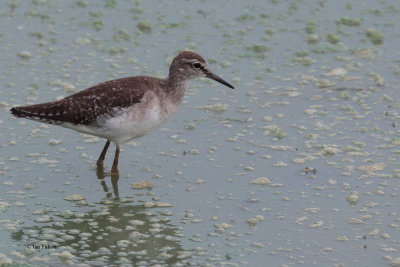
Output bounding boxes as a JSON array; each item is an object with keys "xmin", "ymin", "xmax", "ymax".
[{"xmin": 206, "ymin": 71, "xmax": 235, "ymax": 89}]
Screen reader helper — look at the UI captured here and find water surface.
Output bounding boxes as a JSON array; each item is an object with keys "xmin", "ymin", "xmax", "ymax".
[{"xmin": 1, "ymin": 0, "xmax": 400, "ymax": 266}]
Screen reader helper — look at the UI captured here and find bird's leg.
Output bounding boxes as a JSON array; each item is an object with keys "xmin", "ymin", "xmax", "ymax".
[
  {"xmin": 96, "ymin": 140, "xmax": 110, "ymax": 168},
  {"xmin": 111, "ymin": 145, "xmax": 120, "ymax": 175}
]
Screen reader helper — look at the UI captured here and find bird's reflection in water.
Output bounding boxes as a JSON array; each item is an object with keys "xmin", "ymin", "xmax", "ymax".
[
  {"xmin": 10, "ymin": 169, "xmax": 192, "ymax": 266},
  {"xmin": 96, "ymin": 166, "xmax": 120, "ymax": 199}
]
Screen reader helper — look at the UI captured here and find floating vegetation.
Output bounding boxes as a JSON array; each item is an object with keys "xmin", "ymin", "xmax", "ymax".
[
  {"xmin": 326, "ymin": 33, "xmax": 341, "ymax": 44},
  {"xmin": 337, "ymin": 17, "xmax": 361, "ymax": 26},
  {"xmin": 107, "ymin": 46, "xmax": 126, "ymax": 55},
  {"xmin": 246, "ymin": 44, "xmax": 269, "ymax": 54},
  {"xmin": 307, "ymin": 34, "xmax": 320, "ymax": 44},
  {"xmin": 25, "ymin": 10, "xmax": 50, "ymax": 20},
  {"xmin": 129, "ymin": 7, "xmax": 144, "ymax": 14},
  {"xmin": 236, "ymin": 14, "xmax": 256, "ymax": 22},
  {"xmin": 351, "ymin": 47, "xmax": 379, "ymax": 58},
  {"xmin": 30, "ymin": 32, "xmax": 44, "ymax": 39},
  {"xmin": 311, "ymin": 43, "xmax": 347, "ymax": 54},
  {"xmin": 315, "ymin": 79, "xmax": 336, "ymax": 88},
  {"xmin": 74, "ymin": 0, "xmax": 87, "ymax": 8},
  {"xmin": 365, "ymin": 28, "xmax": 384, "ymax": 45},
  {"xmin": 105, "ymin": 0, "xmax": 117, "ymax": 8},
  {"xmin": 91, "ymin": 19, "xmax": 103, "ymax": 31},
  {"xmin": 247, "ymin": 215, "xmax": 265, "ymax": 225},
  {"xmin": 114, "ymin": 29, "xmax": 132, "ymax": 41},
  {"xmin": 265, "ymin": 125, "xmax": 287, "ymax": 139},
  {"xmin": 160, "ymin": 22, "xmax": 188, "ymax": 29},
  {"xmin": 137, "ymin": 21, "xmax": 152, "ymax": 33},
  {"xmin": 250, "ymin": 177, "xmax": 271, "ymax": 185},
  {"xmin": 323, "ymin": 67, "xmax": 347, "ymax": 76},
  {"xmin": 367, "ymin": 71, "xmax": 386, "ymax": 86},
  {"xmin": 198, "ymin": 104, "xmax": 228, "ymax": 113},
  {"xmin": 305, "ymin": 21, "xmax": 317, "ymax": 34},
  {"xmin": 18, "ymin": 51, "xmax": 32, "ymax": 59},
  {"xmin": 292, "ymin": 55, "xmax": 315, "ymax": 66},
  {"xmin": 64, "ymin": 194, "xmax": 85, "ymax": 201},
  {"xmin": 130, "ymin": 180, "xmax": 155, "ymax": 189}
]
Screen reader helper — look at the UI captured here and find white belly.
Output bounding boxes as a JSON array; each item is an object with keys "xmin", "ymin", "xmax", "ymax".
[
  {"xmin": 104, "ymin": 105, "xmax": 163, "ymax": 144},
  {"xmin": 58, "ymin": 92, "xmax": 181, "ymax": 145},
  {"xmin": 60, "ymin": 102, "xmax": 177, "ymax": 145}
]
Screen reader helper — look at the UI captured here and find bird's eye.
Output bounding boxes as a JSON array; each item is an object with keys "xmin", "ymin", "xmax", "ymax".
[{"xmin": 192, "ymin": 63, "xmax": 202, "ymax": 69}]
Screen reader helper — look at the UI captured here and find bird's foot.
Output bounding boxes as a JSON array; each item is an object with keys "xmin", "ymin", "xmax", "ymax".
[{"xmin": 96, "ymin": 165, "xmax": 106, "ymax": 179}]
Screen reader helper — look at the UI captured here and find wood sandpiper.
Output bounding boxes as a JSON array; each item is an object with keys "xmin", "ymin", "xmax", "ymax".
[{"xmin": 11, "ymin": 51, "xmax": 235, "ymax": 174}]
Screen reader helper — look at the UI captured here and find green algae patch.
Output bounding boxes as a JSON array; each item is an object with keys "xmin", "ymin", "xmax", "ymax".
[
  {"xmin": 246, "ymin": 45, "xmax": 269, "ymax": 53},
  {"xmin": 74, "ymin": 0, "xmax": 87, "ymax": 8},
  {"xmin": 64, "ymin": 194, "xmax": 85, "ymax": 201},
  {"xmin": 250, "ymin": 177, "xmax": 271, "ymax": 185},
  {"xmin": 265, "ymin": 125, "xmax": 287, "ymax": 139},
  {"xmin": 244, "ymin": 45, "xmax": 269, "ymax": 59},
  {"xmin": 307, "ymin": 34, "xmax": 320, "ymax": 44},
  {"xmin": 367, "ymin": 71, "xmax": 386, "ymax": 87},
  {"xmin": 305, "ymin": 21, "xmax": 317, "ymax": 34},
  {"xmin": 292, "ymin": 51, "xmax": 315, "ymax": 66},
  {"xmin": 137, "ymin": 21, "xmax": 152, "ymax": 33},
  {"xmin": 89, "ymin": 12, "xmax": 104, "ymax": 31},
  {"xmin": 236, "ymin": 14, "xmax": 256, "ymax": 22},
  {"xmin": 9, "ymin": 1, "xmax": 18, "ymax": 11},
  {"xmin": 108, "ymin": 47, "xmax": 126, "ymax": 55},
  {"xmin": 105, "ymin": 0, "xmax": 117, "ymax": 8},
  {"xmin": 198, "ymin": 104, "xmax": 229, "ymax": 114},
  {"xmin": 114, "ymin": 29, "xmax": 132, "ymax": 41},
  {"xmin": 365, "ymin": 28, "xmax": 384, "ymax": 45},
  {"xmin": 294, "ymin": 50, "xmax": 308, "ymax": 57},
  {"xmin": 351, "ymin": 47, "xmax": 379, "ymax": 59},
  {"xmin": 130, "ymin": 180, "xmax": 155, "ymax": 189},
  {"xmin": 160, "ymin": 22, "xmax": 188, "ymax": 29},
  {"xmin": 25, "ymin": 10, "xmax": 50, "ymax": 21},
  {"xmin": 30, "ymin": 32, "xmax": 44, "ymax": 39},
  {"xmin": 18, "ymin": 51, "xmax": 33, "ymax": 59},
  {"xmin": 312, "ymin": 43, "xmax": 347, "ymax": 54},
  {"xmin": 129, "ymin": 7, "xmax": 144, "ymax": 14},
  {"xmin": 337, "ymin": 17, "xmax": 361, "ymax": 26},
  {"xmin": 326, "ymin": 34, "xmax": 340, "ymax": 44},
  {"xmin": 315, "ymin": 79, "xmax": 336, "ymax": 88}
]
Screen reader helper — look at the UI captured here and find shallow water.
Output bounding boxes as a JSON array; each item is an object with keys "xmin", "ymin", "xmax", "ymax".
[{"xmin": 1, "ymin": 0, "xmax": 400, "ymax": 266}]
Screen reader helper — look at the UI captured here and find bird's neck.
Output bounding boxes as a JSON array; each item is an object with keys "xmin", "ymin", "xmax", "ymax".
[{"xmin": 165, "ymin": 73, "xmax": 189, "ymax": 104}]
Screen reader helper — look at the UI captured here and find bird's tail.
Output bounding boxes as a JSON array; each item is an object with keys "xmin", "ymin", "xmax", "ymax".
[
  {"xmin": 10, "ymin": 103, "xmax": 65, "ymax": 124},
  {"xmin": 11, "ymin": 106, "xmax": 34, "ymax": 118}
]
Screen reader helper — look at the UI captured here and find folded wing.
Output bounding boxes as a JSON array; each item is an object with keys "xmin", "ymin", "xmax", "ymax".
[{"xmin": 11, "ymin": 77, "xmax": 147, "ymax": 125}]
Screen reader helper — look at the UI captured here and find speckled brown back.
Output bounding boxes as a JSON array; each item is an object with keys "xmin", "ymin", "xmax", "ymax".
[{"xmin": 10, "ymin": 76, "xmax": 161, "ymax": 125}]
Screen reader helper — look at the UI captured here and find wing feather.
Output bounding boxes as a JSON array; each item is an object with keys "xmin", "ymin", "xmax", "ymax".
[{"xmin": 10, "ymin": 77, "xmax": 153, "ymax": 125}]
